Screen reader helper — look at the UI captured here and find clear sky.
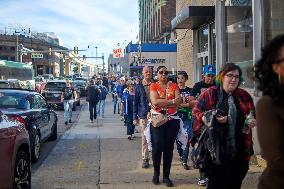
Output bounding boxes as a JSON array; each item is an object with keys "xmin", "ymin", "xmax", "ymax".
[{"xmin": 0, "ymin": 0, "xmax": 139, "ymax": 65}]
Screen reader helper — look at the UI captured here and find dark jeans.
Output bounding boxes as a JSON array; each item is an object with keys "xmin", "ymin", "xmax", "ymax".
[
  {"xmin": 89, "ymin": 101, "xmax": 97, "ymax": 120},
  {"xmin": 125, "ymin": 115, "xmax": 134, "ymax": 135},
  {"xmin": 150, "ymin": 119, "xmax": 179, "ymax": 179},
  {"xmin": 206, "ymin": 159, "xmax": 249, "ymax": 189}
]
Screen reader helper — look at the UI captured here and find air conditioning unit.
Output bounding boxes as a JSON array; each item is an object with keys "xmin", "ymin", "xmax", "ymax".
[{"xmin": 225, "ymin": 0, "xmax": 251, "ymax": 6}]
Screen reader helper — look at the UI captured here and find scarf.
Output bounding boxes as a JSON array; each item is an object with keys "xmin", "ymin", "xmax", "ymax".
[{"xmin": 227, "ymin": 93, "xmax": 237, "ymax": 159}]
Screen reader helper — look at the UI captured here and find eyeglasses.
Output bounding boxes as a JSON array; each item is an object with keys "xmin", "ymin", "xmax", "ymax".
[
  {"xmin": 225, "ymin": 74, "xmax": 240, "ymax": 79},
  {"xmin": 158, "ymin": 71, "xmax": 168, "ymax": 75}
]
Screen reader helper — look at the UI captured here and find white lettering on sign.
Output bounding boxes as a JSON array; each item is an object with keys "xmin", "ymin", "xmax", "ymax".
[
  {"xmin": 113, "ymin": 48, "xmax": 124, "ymax": 58},
  {"xmin": 31, "ymin": 53, "xmax": 44, "ymax": 59},
  {"xmin": 142, "ymin": 58, "xmax": 166, "ymax": 64}
]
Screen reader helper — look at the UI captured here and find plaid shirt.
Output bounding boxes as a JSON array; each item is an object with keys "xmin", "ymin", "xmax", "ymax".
[{"xmin": 192, "ymin": 86, "xmax": 254, "ymax": 161}]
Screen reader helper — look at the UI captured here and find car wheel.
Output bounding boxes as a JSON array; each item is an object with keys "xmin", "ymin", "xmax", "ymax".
[
  {"xmin": 49, "ymin": 119, "xmax": 58, "ymax": 141},
  {"xmin": 31, "ymin": 131, "xmax": 41, "ymax": 163},
  {"xmin": 14, "ymin": 150, "xmax": 31, "ymax": 189}
]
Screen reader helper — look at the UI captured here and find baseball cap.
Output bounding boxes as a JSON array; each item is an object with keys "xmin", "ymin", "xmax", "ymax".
[{"xmin": 203, "ymin": 64, "xmax": 216, "ymax": 75}]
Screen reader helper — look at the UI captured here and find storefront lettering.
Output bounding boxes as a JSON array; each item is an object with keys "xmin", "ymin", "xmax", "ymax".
[{"xmin": 142, "ymin": 58, "xmax": 166, "ymax": 64}]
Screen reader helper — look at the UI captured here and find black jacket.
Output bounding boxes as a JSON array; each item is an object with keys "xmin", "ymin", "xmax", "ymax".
[{"xmin": 86, "ymin": 85, "xmax": 100, "ymax": 103}]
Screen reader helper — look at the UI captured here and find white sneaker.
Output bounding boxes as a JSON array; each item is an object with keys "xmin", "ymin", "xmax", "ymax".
[
  {"xmin": 197, "ymin": 178, "xmax": 208, "ymax": 186},
  {"xmin": 90, "ymin": 120, "xmax": 94, "ymax": 123}
]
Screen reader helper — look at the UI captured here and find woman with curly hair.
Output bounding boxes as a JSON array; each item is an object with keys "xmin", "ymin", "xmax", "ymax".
[{"xmin": 255, "ymin": 34, "xmax": 284, "ymax": 189}]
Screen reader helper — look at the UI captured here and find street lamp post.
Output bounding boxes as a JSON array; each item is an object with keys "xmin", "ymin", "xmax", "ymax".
[{"xmin": 138, "ymin": 41, "xmax": 142, "ymax": 66}]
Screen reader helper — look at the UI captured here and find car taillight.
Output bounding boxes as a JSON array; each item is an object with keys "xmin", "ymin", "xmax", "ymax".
[{"xmin": 8, "ymin": 115, "xmax": 27, "ymax": 128}]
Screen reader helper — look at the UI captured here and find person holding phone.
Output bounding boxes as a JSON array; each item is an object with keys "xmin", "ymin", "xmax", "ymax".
[{"xmin": 192, "ymin": 63, "xmax": 256, "ymax": 189}]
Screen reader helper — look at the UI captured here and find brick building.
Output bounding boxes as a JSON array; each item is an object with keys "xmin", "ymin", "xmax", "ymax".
[
  {"xmin": 0, "ymin": 34, "xmax": 68, "ymax": 76},
  {"xmin": 139, "ymin": 0, "xmax": 176, "ymax": 43}
]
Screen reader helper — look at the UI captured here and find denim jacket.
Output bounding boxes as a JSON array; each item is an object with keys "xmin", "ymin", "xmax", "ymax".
[{"xmin": 133, "ymin": 83, "xmax": 150, "ymax": 120}]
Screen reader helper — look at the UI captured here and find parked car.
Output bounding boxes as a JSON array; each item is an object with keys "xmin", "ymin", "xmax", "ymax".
[
  {"xmin": 43, "ymin": 80, "xmax": 80, "ymax": 110},
  {"xmin": 72, "ymin": 80, "xmax": 87, "ymax": 97},
  {"xmin": 0, "ymin": 88, "xmax": 58, "ymax": 163},
  {"xmin": 0, "ymin": 111, "xmax": 31, "ymax": 189}
]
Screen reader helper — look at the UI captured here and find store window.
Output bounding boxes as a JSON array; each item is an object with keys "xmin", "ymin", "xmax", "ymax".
[
  {"xmin": 225, "ymin": 0, "xmax": 253, "ymax": 88},
  {"xmin": 263, "ymin": 0, "xmax": 284, "ymax": 44}
]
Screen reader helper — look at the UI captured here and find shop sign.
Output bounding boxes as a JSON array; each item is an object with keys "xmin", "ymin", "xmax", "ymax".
[
  {"xmin": 142, "ymin": 58, "xmax": 166, "ymax": 64},
  {"xmin": 113, "ymin": 48, "xmax": 124, "ymax": 58}
]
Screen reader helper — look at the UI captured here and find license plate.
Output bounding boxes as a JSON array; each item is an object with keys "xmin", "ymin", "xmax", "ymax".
[{"xmin": 53, "ymin": 94, "xmax": 60, "ymax": 97}]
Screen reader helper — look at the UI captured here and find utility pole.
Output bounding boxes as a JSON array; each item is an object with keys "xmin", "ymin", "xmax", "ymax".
[{"xmin": 15, "ymin": 30, "xmax": 20, "ymax": 62}]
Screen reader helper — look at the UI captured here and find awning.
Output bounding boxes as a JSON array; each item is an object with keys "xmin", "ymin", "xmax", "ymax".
[{"xmin": 171, "ymin": 6, "xmax": 215, "ymax": 30}]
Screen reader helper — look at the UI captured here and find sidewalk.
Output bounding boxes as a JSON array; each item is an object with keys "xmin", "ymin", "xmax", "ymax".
[{"xmin": 32, "ymin": 96, "xmax": 263, "ymax": 189}]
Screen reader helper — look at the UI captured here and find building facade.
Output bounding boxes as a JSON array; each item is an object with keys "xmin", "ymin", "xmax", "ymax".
[
  {"xmin": 171, "ymin": 0, "xmax": 284, "ymax": 154},
  {"xmin": 126, "ymin": 43, "xmax": 177, "ymax": 76},
  {"xmin": 0, "ymin": 34, "xmax": 68, "ymax": 77},
  {"xmin": 139, "ymin": 0, "xmax": 176, "ymax": 43}
]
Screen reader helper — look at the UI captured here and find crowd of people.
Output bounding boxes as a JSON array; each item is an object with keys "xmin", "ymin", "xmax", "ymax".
[{"xmin": 61, "ymin": 34, "xmax": 284, "ymax": 189}]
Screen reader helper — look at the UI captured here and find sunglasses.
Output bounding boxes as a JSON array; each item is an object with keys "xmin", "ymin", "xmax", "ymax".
[{"xmin": 158, "ymin": 71, "xmax": 168, "ymax": 75}]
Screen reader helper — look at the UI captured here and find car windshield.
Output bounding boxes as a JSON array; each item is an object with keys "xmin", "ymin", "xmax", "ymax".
[
  {"xmin": 0, "ymin": 92, "xmax": 30, "ymax": 109},
  {"xmin": 45, "ymin": 82, "xmax": 66, "ymax": 89}
]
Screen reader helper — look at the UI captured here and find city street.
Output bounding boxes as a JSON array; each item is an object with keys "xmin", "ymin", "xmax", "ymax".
[{"xmin": 31, "ymin": 95, "xmax": 264, "ymax": 189}]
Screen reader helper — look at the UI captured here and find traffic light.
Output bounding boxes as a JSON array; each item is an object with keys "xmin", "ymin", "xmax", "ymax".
[
  {"xmin": 73, "ymin": 46, "xmax": 78, "ymax": 54},
  {"xmin": 48, "ymin": 47, "xmax": 52, "ymax": 55}
]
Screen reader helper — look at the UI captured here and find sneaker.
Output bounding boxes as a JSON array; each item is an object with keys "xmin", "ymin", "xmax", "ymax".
[
  {"xmin": 182, "ymin": 163, "xmax": 190, "ymax": 170},
  {"xmin": 131, "ymin": 135, "xmax": 135, "ymax": 139},
  {"xmin": 163, "ymin": 178, "xmax": 173, "ymax": 187},
  {"xmin": 197, "ymin": 178, "xmax": 208, "ymax": 186},
  {"xmin": 142, "ymin": 159, "xmax": 150, "ymax": 168},
  {"xmin": 65, "ymin": 121, "xmax": 68, "ymax": 125},
  {"xmin": 69, "ymin": 120, "xmax": 72, "ymax": 123},
  {"xmin": 179, "ymin": 156, "xmax": 183, "ymax": 163},
  {"xmin": 152, "ymin": 175, "xmax": 159, "ymax": 185},
  {"xmin": 90, "ymin": 120, "xmax": 94, "ymax": 123},
  {"xmin": 134, "ymin": 129, "xmax": 139, "ymax": 133},
  {"xmin": 127, "ymin": 135, "xmax": 132, "ymax": 140}
]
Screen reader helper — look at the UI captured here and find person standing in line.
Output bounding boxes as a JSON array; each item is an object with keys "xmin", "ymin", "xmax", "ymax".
[
  {"xmin": 123, "ymin": 83, "xmax": 135, "ymax": 140},
  {"xmin": 176, "ymin": 71, "xmax": 192, "ymax": 170},
  {"xmin": 192, "ymin": 63, "xmax": 256, "ymax": 189},
  {"xmin": 112, "ymin": 82, "xmax": 119, "ymax": 114},
  {"xmin": 189, "ymin": 64, "xmax": 216, "ymax": 186},
  {"xmin": 97, "ymin": 80, "xmax": 108, "ymax": 118},
  {"xmin": 255, "ymin": 34, "xmax": 284, "ymax": 189},
  {"xmin": 86, "ymin": 79, "xmax": 100, "ymax": 123},
  {"xmin": 150, "ymin": 66, "xmax": 181, "ymax": 187},
  {"xmin": 133, "ymin": 66, "xmax": 153, "ymax": 168},
  {"xmin": 62, "ymin": 80, "xmax": 77, "ymax": 125}
]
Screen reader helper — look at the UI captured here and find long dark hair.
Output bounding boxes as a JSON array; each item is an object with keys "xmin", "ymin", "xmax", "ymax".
[{"xmin": 255, "ymin": 34, "xmax": 284, "ymax": 105}]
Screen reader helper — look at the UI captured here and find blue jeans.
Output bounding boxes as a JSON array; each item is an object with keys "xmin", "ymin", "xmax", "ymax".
[
  {"xmin": 113, "ymin": 97, "xmax": 118, "ymax": 114},
  {"xmin": 176, "ymin": 119, "xmax": 192, "ymax": 163},
  {"xmin": 64, "ymin": 100, "xmax": 73, "ymax": 122},
  {"xmin": 97, "ymin": 99, "xmax": 105, "ymax": 117}
]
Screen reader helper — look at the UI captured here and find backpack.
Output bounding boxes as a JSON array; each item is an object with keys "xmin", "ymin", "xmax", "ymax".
[
  {"xmin": 99, "ymin": 86, "xmax": 107, "ymax": 100},
  {"xmin": 63, "ymin": 88, "xmax": 73, "ymax": 100}
]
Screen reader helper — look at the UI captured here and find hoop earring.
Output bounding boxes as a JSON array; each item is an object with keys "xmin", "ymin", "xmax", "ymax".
[{"xmin": 279, "ymin": 74, "xmax": 282, "ymax": 85}]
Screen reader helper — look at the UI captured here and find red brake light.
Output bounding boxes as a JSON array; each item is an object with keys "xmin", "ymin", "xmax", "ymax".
[{"xmin": 8, "ymin": 115, "xmax": 27, "ymax": 128}]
